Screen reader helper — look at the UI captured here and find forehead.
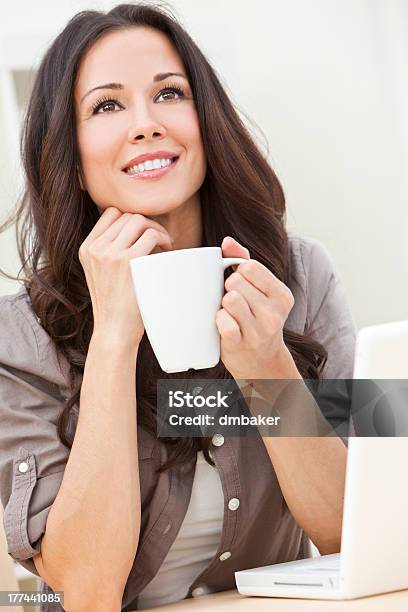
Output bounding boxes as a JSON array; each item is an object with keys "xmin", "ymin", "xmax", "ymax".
[{"xmin": 75, "ymin": 27, "xmax": 183, "ymax": 97}]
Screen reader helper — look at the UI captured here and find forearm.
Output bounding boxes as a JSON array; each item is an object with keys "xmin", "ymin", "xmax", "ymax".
[
  {"xmin": 263, "ymin": 435, "xmax": 346, "ymax": 554},
  {"xmin": 244, "ymin": 350, "xmax": 347, "ymax": 554},
  {"xmin": 36, "ymin": 332, "xmax": 140, "ymax": 608}
]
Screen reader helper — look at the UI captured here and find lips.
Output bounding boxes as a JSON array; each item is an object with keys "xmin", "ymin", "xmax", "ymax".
[
  {"xmin": 123, "ymin": 155, "xmax": 180, "ymax": 180},
  {"xmin": 121, "ymin": 150, "xmax": 179, "ymax": 171}
]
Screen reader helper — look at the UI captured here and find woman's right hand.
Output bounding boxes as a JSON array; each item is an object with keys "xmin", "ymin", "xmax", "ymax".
[{"xmin": 78, "ymin": 206, "xmax": 173, "ymax": 350}]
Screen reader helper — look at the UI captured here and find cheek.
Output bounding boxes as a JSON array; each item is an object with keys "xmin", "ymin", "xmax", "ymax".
[
  {"xmin": 183, "ymin": 116, "xmax": 206, "ymax": 174},
  {"xmin": 172, "ymin": 108, "xmax": 204, "ymax": 156},
  {"xmin": 76, "ymin": 125, "xmax": 120, "ymax": 200},
  {"xmin": 77, "ymin": 123, "xmax": 120, "ymax": 169}
]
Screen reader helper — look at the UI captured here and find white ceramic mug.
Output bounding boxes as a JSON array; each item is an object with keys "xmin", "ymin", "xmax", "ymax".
[{"xmin": 130, "ymin": 247, "xmax": 247, "ymax": 373}]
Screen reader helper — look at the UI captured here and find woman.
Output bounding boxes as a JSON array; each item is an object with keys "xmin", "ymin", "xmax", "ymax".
[{"xmin": 0, "ymin": 3, "xmax": 356, "ymax": 610}]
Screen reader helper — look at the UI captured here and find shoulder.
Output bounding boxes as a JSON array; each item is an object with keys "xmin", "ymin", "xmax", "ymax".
[
  {"xmin": 0, "ymin": 285, "xmax": 40, "ymax": 321},
  {"xmin": 286, "ymin": 232, "xmax": 338, "ymax": 333},
  {"xmin": 0, "ymin": 287, "xmax": 41, "ymax": 371},
  {"xmin": 0, "ymin": 286, "xmax": 71, "ymax": 390},
  {"xmin": 287, "ymin": 232, "xmax": 337, "ymax": 290},
  {"xmin": 287, "ymin": 232, "xmax": 357, "ymax": 377}
]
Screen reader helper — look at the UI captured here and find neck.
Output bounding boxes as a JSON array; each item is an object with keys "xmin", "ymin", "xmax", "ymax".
[{"xmin": 151, "ymin": 193, "xmax": 203, "ymax": 251}]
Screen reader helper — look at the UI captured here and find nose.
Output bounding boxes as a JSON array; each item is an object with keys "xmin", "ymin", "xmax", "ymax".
[
  {"xmin": 127, "ymin": 102, "xmax": 167, "ymax": 143},
  {"xmin": 130, "ymin": 126, "xmax": 165, "ymax": 142}
]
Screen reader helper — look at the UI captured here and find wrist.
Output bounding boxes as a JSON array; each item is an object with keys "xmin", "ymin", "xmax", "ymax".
[
  {"xmin": 90, "ymin": 328, "xmax": 141, "ymax": 358},
  {"xmin": 243, "ymin": 345, "xmax": 301, "ymax": 381},
  {"xmin": 271, "ymin": 345, "xmax": 301, "ymax": 379}
]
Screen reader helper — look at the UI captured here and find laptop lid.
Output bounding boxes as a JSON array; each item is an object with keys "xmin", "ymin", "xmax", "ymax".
[{"xmin": 340, "ymin": 321, "xmax": 408, "ymax": 597}]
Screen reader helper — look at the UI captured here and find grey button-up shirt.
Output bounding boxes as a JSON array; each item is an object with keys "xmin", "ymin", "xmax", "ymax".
[{"xmin": 0, "ymin": 234, "xmax": 357, "ymax": 611}]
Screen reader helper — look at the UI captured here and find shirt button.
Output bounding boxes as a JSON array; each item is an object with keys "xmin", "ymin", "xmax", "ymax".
[
  {"xmin": 219, "ymin": 551, "xmax": 231, "ymax": 561},
  {"xmin": 191, "ymin": 586, "xmax": 207, "ymax": 597},
  {"xmin": 192, "ymin": 386, "xmax": 203, "ymax": 396},
  {"xmin": 228, "ymin": 497, "xmax": 240, "ymax": 511},
  {"xmin": 162, "ymin": 522, "xmax": 172, "ymax": 535},
  {"xmin": 18, "ymin": 462, "xmax": 29, "ymax": 473},
  {"xmin": 212, "ymin": 433, "xmax": 224, "ymax": 447}
]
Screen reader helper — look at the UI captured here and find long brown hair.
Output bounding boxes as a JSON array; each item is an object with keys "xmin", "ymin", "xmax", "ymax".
[{"xmin": 0, "ymin": 2, "xmax": 327, "ymax": 473}]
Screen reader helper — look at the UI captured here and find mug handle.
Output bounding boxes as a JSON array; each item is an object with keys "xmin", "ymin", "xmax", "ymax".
[{"xmin": 222, "ymin": 257, "xmax": 248, "ymax": 270}]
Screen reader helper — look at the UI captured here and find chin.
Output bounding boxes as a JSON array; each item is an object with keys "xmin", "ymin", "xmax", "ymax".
[{"xmin": 128, "ymin": 199, "xmax": 183, "ymax": 217}]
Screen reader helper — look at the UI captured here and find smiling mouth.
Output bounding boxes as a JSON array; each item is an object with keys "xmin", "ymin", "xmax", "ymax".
[{"xmin": 122, "ymin": 156, "xmax": 179, "ymax": 178}]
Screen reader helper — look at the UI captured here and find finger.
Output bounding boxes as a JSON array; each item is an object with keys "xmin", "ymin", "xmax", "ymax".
[
  {"xmin": 127, "ymin": 227, "xmax": 173, "ymax": 258},
  {"xmin": 85, "ymin": 206, "xmax": 123, "ymax": 243},
  {"xmin": 221, "ymin": 289, "xmax": 256, "ymax": 340},
  {"xmin": 237, "ymin": 259, "xmax": 286, "ymax": 300},
  {"xmin": 225, "ymin": 272, "xmax": 270, "ymax": 320},
  {"xmin": 215, "ymin": 308, "xmax": 242, "ymax": 346},
  {"xmin": 111, "ymin": 215, "xmax": 172, "ymax": 249},
  {"xmin": 221, "ymin": 236, "xmax": 250, "ymax": 259},
  {"xmin": 98, "ymin": 214, "xmax": 170, "ymax": 247},
  {"xmin": 221, "ymin": 236, "xmax": 250, "ymax": 271},
  {"xmin": 94, "ymin": 212, "xmax": 134, "ymax": 243}
]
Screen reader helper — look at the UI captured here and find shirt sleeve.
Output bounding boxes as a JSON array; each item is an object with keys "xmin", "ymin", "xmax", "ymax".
[
  {"xmin": 300, "ymin": 237, "xmax": 357, "ymax": 441},
  {"xmin": 0, "ymin": 293, "xmax": 74, "ymax": 578}
]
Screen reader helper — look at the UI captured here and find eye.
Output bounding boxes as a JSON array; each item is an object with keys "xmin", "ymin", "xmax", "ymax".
[
  {"xmin": 155, "ymin": 86, "xmax": 186, "ymax": 103},
  {"xmin": 91, "ymin": 97, "xmax": 122, "ymax": 114},
  {"xmin": 90, "ymin": 84, "xmax": 188, "ymax": 115}
]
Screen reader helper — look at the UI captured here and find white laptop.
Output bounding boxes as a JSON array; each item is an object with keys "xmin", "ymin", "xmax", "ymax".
[{"xmin": 235, "ymin": 320, "xmax": 408, "ymax": 600}]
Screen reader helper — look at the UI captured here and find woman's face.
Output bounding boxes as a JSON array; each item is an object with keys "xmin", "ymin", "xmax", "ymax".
[{"xmin": 75, "ymin": 27, "xmax": 206, "ymax": 218}]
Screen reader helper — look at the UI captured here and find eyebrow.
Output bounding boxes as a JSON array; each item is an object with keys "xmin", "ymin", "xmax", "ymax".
[{"xmin": 80, "ymin": 72, "xmax": 188, "ymax": 104}]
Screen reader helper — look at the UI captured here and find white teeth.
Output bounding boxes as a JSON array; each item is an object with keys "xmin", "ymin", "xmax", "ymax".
[{"xmin": 125, "ymin": 157, "xmax": 174, "ymax": 174}]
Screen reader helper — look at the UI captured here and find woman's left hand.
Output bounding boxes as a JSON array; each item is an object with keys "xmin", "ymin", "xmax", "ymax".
[{"xmin": 215, "ymin": 236, "xmax": 297, "ymax": 379}]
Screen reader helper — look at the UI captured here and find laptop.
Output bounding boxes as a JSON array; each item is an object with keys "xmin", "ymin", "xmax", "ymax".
[{"xmin": 235, "ymin": 320, "xmax": 408, "ymax": 599}]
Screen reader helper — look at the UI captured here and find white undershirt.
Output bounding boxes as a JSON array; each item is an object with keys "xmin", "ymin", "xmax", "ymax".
[{"xmin": 137, "ymin": 450, "xmax": 224, "ymax": 609}]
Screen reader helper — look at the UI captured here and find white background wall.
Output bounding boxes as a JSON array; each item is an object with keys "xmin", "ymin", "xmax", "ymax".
[{"xmin": 0, "ymin": 0, "xmax": 407, "ymax": 329}]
